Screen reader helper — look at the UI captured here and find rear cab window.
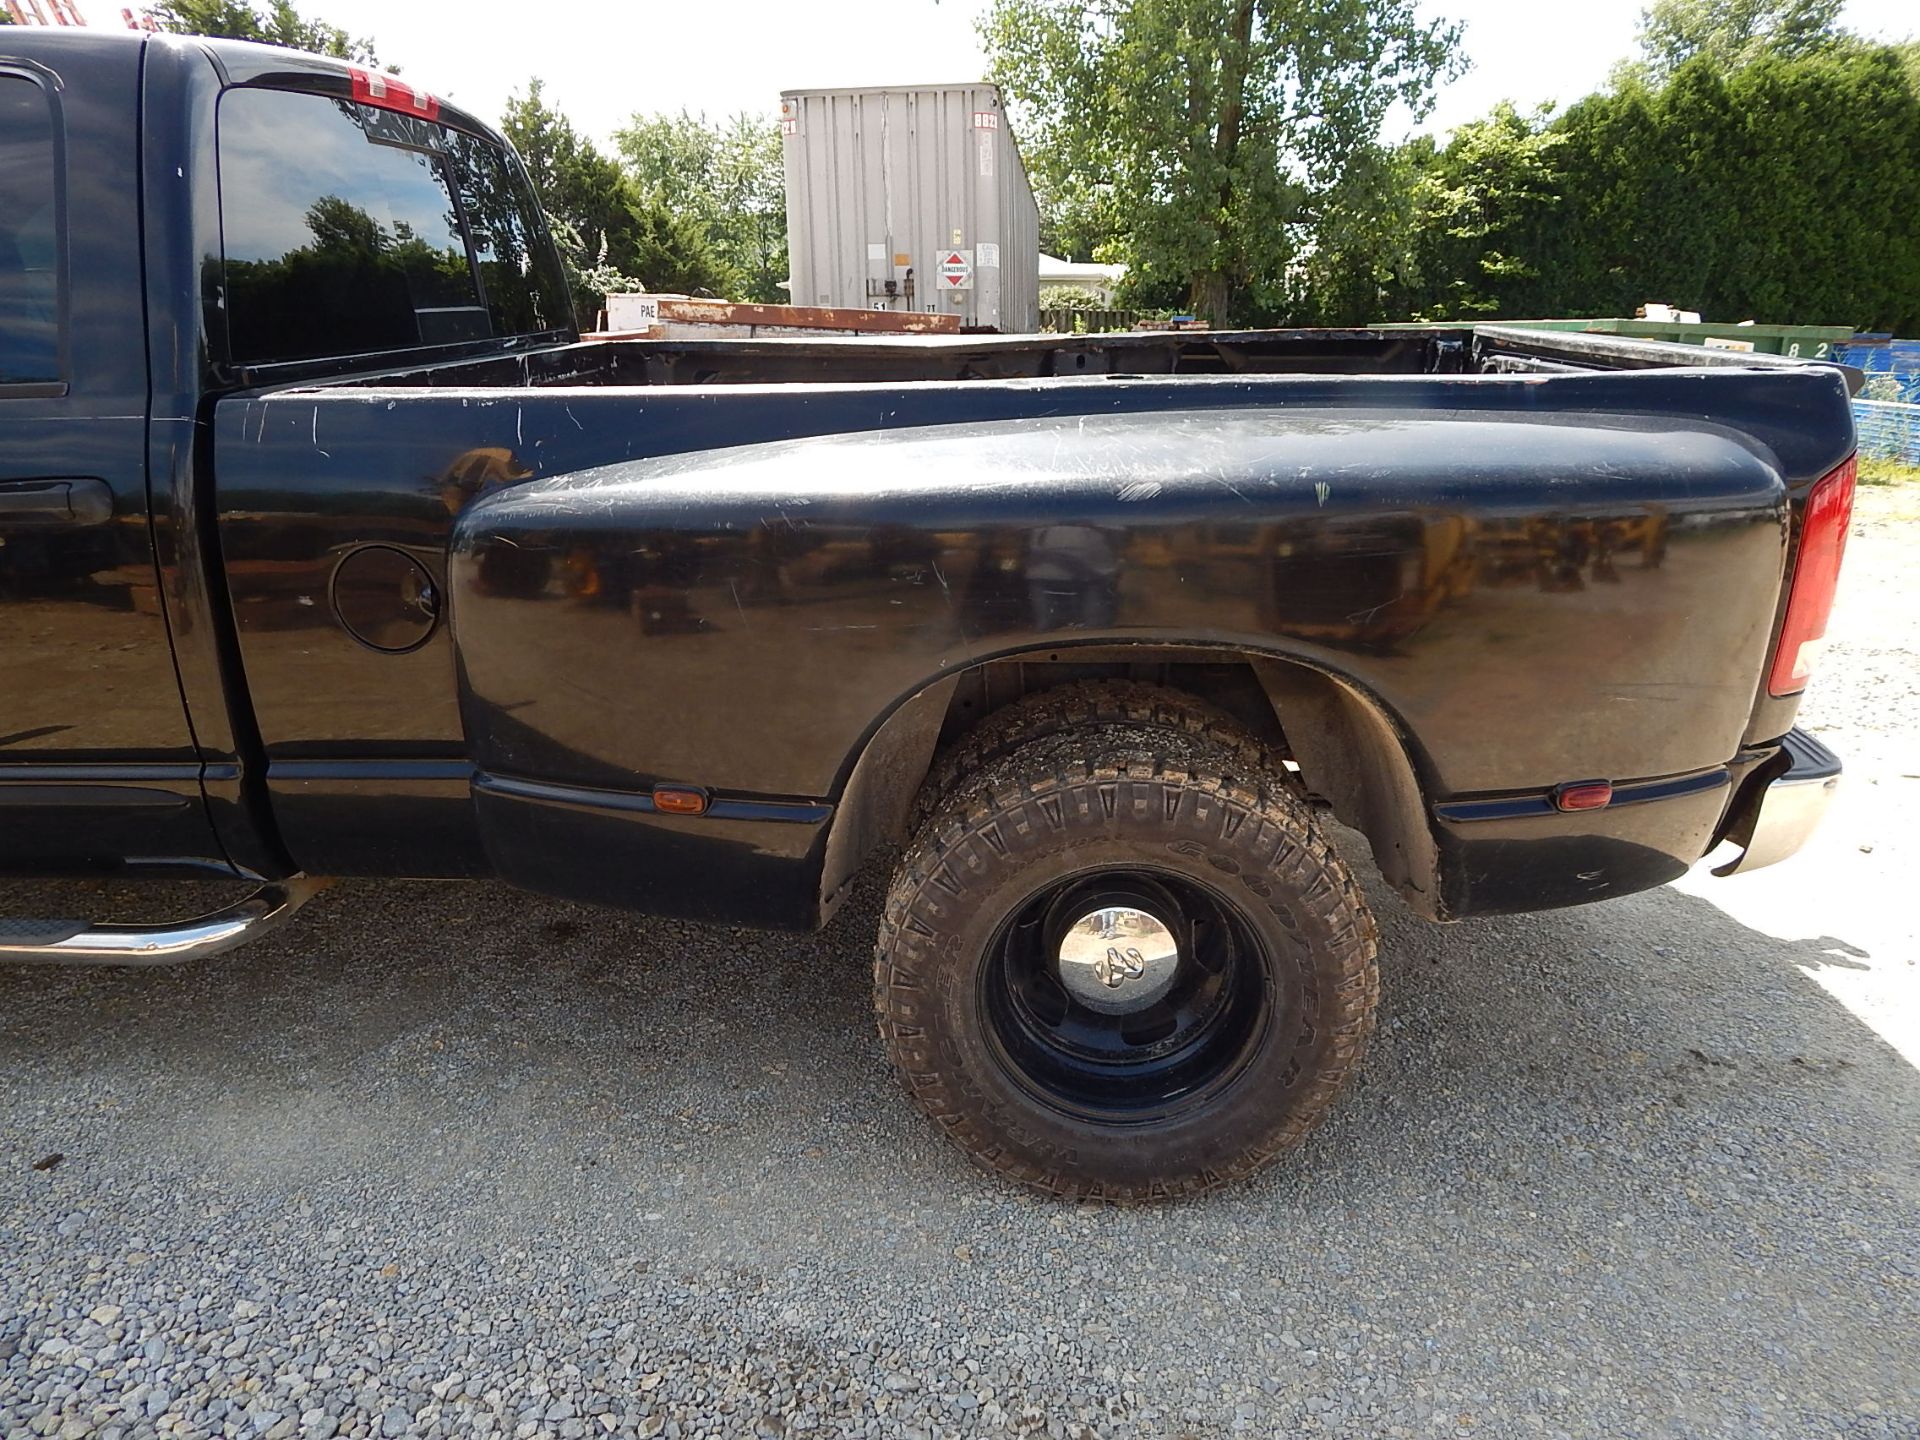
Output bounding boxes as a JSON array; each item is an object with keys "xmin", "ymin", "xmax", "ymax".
[
  {"xmin": 215, "ymin": 87, "xmax": 570, "ymax": 367},
  {"xmin": 0, "ymin": 72, "xmax": 62, "ymax": 386}
]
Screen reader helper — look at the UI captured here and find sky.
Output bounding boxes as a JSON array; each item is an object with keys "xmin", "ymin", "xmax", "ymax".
[{"xmin": 85, "ymin": 0, "xmax": 1920, "ymax": 148}]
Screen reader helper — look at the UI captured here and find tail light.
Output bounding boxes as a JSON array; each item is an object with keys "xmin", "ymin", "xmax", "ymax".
[
  {"xmin": 349, "ymin": 67, "xmax": 441, "ymax": 122},
  {"xmin": 1767, "ymin": 455, "xmax": 1856, "ymax": 697}
]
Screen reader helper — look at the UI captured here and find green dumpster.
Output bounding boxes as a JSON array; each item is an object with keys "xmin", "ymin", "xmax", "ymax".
[{"xmin": 1491, "ymin": 317, "xmax": 1853, "ymax": 359}]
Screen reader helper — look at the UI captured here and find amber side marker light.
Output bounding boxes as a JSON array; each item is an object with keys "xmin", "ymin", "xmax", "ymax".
[
  {"xmin": 1768, "ymin": 455, "xmax": 1857, "ymax": 698},
  {"xmin": 652, "ymin": 786, "xmax": 709, "ymax": 816},
  {"xmin": 1553, "ymin": 781, "xmax": 1614, "ymax": 813}
]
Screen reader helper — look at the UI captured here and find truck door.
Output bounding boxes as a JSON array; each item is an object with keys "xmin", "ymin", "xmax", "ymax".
[{"xmin": 0, "ymin": 46, "xmax": 225, "ymax": 871}]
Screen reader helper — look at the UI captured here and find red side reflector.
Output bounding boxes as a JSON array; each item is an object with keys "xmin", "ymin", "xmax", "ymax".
[
  {"xmin": 1768, "ymin": 455, "xmax": 1856, "ymax": 697},
  {"xmin": 1553, "ymin": 781, "xmax": 1613, "ymax": 813},
  {"xmin": 349, "ymin": 66, "xmax": 441, "ymax": 121},
  {"xmin": 652, "ymin": 786, "xmax": 708, "ymax": 816}
]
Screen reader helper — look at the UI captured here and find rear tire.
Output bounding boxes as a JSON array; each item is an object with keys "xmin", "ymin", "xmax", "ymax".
[
  {"xmin": 875, "ymin": 725, "xmax": 1378, "ymax": 1201},
  {"xmin": 909, "ymin": 679, "xmax": 1280, "ymax": 828}
]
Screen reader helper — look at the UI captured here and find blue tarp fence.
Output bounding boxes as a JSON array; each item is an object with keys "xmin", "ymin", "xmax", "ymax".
[
  {"xmin": 1833, "ymin": 339, "xmax": 1920, "ymax": 403},
  {"xmin": 1854, "ymin": 399, "xmax": 1920, "ymax": 465},
  {"xmin": 1833, "ymin": 340, "xmax": 1920, "ymax": 464}
]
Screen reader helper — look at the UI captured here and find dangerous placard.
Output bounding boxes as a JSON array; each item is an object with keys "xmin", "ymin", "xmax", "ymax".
[{"xmin": 937, "ymin": 249, "xmax": 974, "ymax": 290}]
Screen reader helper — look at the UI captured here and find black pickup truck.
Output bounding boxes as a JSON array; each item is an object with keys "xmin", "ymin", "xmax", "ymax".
[{"xmin": 1, "ymin": 30, "xmax": 1857, "ymax": 1199}]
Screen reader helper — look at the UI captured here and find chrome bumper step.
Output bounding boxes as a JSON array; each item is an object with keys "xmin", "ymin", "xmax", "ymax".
[{"xmin": 1713, "ymin": 728, "xmax": 1840, "ymax": 876}]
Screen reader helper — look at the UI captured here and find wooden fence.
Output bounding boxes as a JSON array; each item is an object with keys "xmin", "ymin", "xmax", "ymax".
[{"xmin": 1038, "ymin": 307, "xmax": 1140, "ymax": 334}]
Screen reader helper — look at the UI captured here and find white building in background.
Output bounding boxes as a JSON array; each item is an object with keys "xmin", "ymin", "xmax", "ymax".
[{"xmin": 1038, "ymin": 254, "xmax": 1128, "ymax": 305}]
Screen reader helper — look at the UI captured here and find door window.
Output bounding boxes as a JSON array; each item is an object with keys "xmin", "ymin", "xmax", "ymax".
[{"xmin": 0, "ymin": 74, "xmax": 60, "ymax": 384}]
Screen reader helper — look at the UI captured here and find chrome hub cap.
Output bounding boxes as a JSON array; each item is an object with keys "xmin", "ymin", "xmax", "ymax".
[{"xmin": 1057, "ymin": 906, "xmax": 1180, "ymax": 1015}]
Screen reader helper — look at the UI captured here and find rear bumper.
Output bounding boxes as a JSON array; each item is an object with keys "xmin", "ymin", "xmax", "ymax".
[
  {"xmin": 1431, "ymin": 770, "xmax": 1730, "ymax": 918},
  {"xmin": 1426, "ymin": 727, "xmax": 1839, "ymax": 917},
  {"xmin": 1711, "ymin": 727, "xmax": 1841, "ymax": 876}
]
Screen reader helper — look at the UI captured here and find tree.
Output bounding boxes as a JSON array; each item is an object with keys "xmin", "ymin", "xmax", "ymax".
[
  {"xmin": 147, "ymin": 0, "xmax": 383, "ymax": 66},
  {"xmin": 1629, "ymin": 0, "xmax": 1843, "ymax": 81},
  {"xmin": 502, "ymin": 79, "xmax": 639, "ymax": 316},
  {"xmin": 625, "ymin": 203, "xmax": 745, "ymax": 300},
  {"xmin": 1386, "ymin": 103, "xmax": 1567, "ymax": 320},
  {"xmin": 304, "ymin": 193, "xmax": 388, "ymax": 256},
  {"xmin": 503, "ymin": 80, "xmax": 630, "ymax": 275},
  {"xmin": 615, "ymin": 111, "xmax": 787, "ymax": 304},
  {"xmin": 1032, "ymin": 172, "xmax": 1125, "ymax": 265},
  {"xmin": 1287, "ymin": 139, "xmax": 1431, "ymax": 325},
  {"xmin": 1311, "ymin": 42, "xmax": 1920, "ymax": 333},
  {"xmin": 504, "ymin": 79, "xmax": 737, "ymax": 314},
  {"xmin": 1039, "ymin": 284, "xmax": 1109, "ymax": 310},
  {"xmin": 982, "ymin": 0, "xmax": 1462, "ymax": 325}
]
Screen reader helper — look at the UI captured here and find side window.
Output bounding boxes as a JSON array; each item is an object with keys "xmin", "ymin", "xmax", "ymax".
[
  {"xmin": 217, "ymin": 88, "xmax": 486, "ymax": 364},
  {"xmin": 0, "ymin": 74, "xmax": 60, "ymax": 384}
]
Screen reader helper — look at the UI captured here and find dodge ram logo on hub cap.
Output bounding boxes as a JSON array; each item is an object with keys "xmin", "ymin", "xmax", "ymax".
[
  {"xmin": 1057, "ymin": 907, "xmax": 1180, "ymax": 1015},
  {"xmin": 1095, "ymin": 945, "xmax": 1148, "ymax": 988}
]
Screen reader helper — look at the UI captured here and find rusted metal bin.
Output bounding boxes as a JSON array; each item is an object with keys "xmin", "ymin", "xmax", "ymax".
[
  {"xmin": 780, "ymin": 83, "xmax": 1040, "ymax": 332},
  {"xmin": 598, "ymin": 294, "xmax": 961, "ymax": 339}
]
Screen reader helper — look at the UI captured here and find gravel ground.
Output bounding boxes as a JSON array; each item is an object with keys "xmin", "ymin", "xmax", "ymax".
[{"xmin": 3, "ymin": 487, "xmax": 1917, "ymax": 1440}]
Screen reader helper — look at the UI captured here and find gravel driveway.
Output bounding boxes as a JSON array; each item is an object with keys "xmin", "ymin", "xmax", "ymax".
[{"xmin": 3, "ymin": 488, "xmax": 1916, "ymax": 1440}]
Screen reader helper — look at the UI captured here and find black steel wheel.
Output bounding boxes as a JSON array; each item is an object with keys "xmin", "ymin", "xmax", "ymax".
[
  {"xmin": 876, "ymin": 716, "xmax": 1378, "ymax": 1201},
  {"xmin": 980, "ymin": 868, "xmax": 1272, "ymax": 1120}
]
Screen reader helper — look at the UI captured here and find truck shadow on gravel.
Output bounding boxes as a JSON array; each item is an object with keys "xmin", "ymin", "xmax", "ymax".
[{"xmin": 0, "ymin": 860, "xmax": 1911, "ymax": 1248}]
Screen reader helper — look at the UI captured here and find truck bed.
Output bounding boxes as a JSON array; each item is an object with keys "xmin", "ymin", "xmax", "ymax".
[
  {"xmin": 193, "ymin": 325, "xmax": 1857, "ymax": 923},
  {"xmin": 290, "ymin": 322, "xmax": 1865, "ymax": 390}
]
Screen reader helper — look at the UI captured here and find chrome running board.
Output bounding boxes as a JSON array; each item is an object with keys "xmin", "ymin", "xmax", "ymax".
[{"xmin": 0, "ymin": 876, "xmax": 329, "ymax": 967}]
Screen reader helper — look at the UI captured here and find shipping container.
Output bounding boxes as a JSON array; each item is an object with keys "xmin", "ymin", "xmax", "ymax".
[{"xmin": 780, "ymin": 83, "xmax": 1040, "ymax": 332}]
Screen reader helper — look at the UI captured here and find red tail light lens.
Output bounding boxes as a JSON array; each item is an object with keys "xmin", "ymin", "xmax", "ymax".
[
  {"xmin": 349, "ymin": 66, "xmax": 441, "ymax": 121},
  {"xmin": 1767, "ymin": 455, "xmax": 1856, "ymax": 697}
]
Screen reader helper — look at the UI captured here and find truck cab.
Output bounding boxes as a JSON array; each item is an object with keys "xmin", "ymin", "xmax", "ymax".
[{"xmin": 0, "ymin": 31, "xmax": 571, "ymax": 876}]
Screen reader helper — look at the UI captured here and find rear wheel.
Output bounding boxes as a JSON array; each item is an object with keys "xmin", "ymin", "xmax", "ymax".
[
  {"xmin": 875, "ymin": 724, "xmax": 1378, "ymax": 1200},
  {"xmin": 909, "ymin": 679, "xmax": 1280, "ymax": 828}
]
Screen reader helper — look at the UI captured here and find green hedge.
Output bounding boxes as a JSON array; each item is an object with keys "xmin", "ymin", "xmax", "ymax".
[{"xmin": 1364, "ymin": 47, "xmax": 1920, "ymax": 333}]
